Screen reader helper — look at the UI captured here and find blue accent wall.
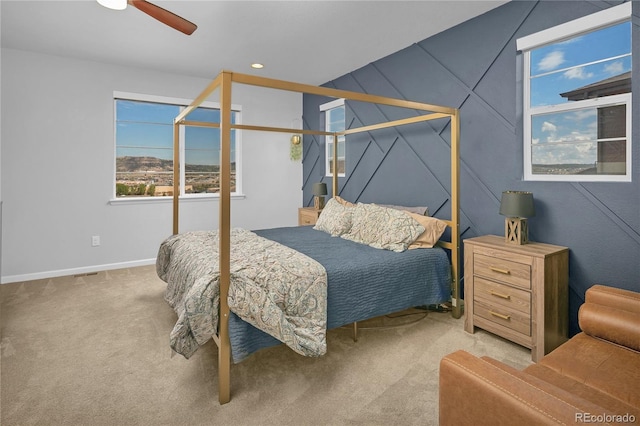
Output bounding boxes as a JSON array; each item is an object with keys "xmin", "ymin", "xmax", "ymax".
[{"xmin": 302, "ymin": 0, "xmax": 640, "ymax": 335}]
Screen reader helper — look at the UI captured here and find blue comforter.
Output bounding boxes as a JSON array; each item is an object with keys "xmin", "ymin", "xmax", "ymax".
[{"xmin": 228, "ymin": 225, "xmax": 451, "ymax": 362}]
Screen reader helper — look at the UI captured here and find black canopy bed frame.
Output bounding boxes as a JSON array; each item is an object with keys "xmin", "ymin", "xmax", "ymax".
[{"xmin": 168, "ymin": 70, "xmax": 461, "ymax": 404}]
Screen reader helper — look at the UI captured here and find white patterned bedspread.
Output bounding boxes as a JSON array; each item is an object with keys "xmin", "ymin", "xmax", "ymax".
[{"xmin": 156, "ymin": 228, "xmax": 328, "ymax": 359}]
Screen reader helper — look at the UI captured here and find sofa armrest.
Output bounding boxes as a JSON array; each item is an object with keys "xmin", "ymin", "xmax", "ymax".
[
  {"xmin": 439, "ymin": 350, "xmax": 617, "ymax": 425},
  {"xmin": 580, "ymin": 285, "xmax": 640, "ymax": 352}
]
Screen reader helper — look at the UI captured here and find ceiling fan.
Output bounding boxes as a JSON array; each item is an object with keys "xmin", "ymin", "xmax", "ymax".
[{"xmin": 97, "ymin": 0, "xmax": 197, "ymax": 35}]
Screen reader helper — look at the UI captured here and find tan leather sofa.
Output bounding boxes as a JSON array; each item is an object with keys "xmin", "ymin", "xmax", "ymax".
[{"xmin": 439, "ymin": 285, "xmax": 640, "ymax": 425}]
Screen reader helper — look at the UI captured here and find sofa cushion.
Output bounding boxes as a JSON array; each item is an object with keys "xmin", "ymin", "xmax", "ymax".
[
  {"xmin": 523, "ymin": 362, "xmax": 639, "ymax": 419},
  {"xmin": 483, "ymin": 356, "xmax": 640, "ymax": 421},
  {"xmin": 440, "ymin": 350, "xmax": 621, "ymax": 425},
  {"xmin": 538, "ymin": 332, "xmax": 640, "ymax": 408}
]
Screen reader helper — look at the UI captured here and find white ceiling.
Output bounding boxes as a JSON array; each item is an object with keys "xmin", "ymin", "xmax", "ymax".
[{"xmin": 1, "ymin": 0, "xmax": 507, "ymax": 85}]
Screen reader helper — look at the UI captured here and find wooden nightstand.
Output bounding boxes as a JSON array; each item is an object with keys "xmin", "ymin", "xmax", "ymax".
[
  {"xmin": 463, "ymin": 235, "xmax": 569, "ymax": 362},
  {"xmin": 298, "ymin": 207, "xmax": 322, "ymax": 226}
]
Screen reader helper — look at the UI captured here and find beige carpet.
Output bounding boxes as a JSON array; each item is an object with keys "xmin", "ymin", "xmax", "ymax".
[{"xmin": 1, "ymin": 265, "xmax": 531, "ymax": 426}]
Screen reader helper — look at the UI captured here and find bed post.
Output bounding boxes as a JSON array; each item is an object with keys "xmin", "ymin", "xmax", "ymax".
[
  {"xmin": 218, "ymin": 71, "xmax": 233, "ymax": 404},
  {"xmin": 172, "ymin": 122, "xmax": 180, "ymax": 235},
  {"xmin": 332, "ymin": 133, "xmax": 339, "ymax": 196},
  {"xmin": 450, "ymin": 110, "xmax": 462, "ymax": 319}
]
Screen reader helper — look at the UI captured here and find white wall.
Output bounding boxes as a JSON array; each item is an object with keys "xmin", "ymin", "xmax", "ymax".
[{"xmin": 1, "ymin": 48, "xmax": 303, "ymax": 283}]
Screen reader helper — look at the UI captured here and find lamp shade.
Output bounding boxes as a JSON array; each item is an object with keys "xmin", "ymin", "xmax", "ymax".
[
  {"xmin": 312, "ymin": 182, "xmax": 328, "ymax": 196},
  {"xmin": 499, "ymin": 191, "xmax": 535, "ymax": 218}
]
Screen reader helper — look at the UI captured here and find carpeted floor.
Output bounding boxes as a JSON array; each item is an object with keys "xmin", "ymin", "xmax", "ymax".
[{"xmin": 1, "ymin": 265, "xmax": 531, "ymax": 425}]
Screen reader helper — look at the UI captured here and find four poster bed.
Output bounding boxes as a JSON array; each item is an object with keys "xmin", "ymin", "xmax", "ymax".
[{"xmin": 156, "ymin": 70, "xmax": 461, "ymax": 404}]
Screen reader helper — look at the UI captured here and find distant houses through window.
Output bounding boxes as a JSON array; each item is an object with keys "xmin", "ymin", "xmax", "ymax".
[{"xmin": 113, "ymin": 92, "xmax": 241, "ymax": 198}]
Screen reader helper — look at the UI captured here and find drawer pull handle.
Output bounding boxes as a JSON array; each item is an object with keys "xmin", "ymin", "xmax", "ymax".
[
  {"xmin": 490, "ymin": 266, "xmax": 511, "ymax": 275},
  {"xmin": 490, "ymin": 291, "xmax": 511, "ymax": 300},
  {"xmin": 489, "ymin": 311, "xmax": 511, "ymax": 321}
]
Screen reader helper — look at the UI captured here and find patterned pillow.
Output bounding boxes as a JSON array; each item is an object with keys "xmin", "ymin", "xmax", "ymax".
[
  {"xmin": 378, "ymin": 204, "xmax": 429, "ymax": 216},
  {"xmin": 341, "ymin": 203, "xmax": 425, "ymax": 252},
  {"xmin": 313, "ymin": 198, "xmax": 354, "ymax": 236}
]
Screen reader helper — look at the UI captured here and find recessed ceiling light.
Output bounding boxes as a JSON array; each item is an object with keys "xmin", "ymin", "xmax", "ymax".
[{"xmin": 251, "ymin": 63, "xmax": 264, "ymax": 69}]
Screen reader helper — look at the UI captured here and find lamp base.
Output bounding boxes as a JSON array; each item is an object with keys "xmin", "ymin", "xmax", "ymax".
[
  {"xmin": 505, "ymin": 217, "xmax": 529, "ymax": 245},
  {"xmin": 314, "ymin": 196, "xmax": 325, "ymax": 210}
]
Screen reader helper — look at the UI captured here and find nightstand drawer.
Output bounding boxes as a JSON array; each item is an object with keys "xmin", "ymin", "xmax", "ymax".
[
  {"xmin": 474, "ymin": 253, "xmax": 531, "ymax": 289},
  {"xmin": 298, "ymin": 207, "xmax": 322, "ymax": 226},
  {"xmin": 474, "ymin": 277, "xmax": 530, "ymax": 315},
  {"xmin": 474, "ymin": 299, "xmax": 531, "ymax": 337}
]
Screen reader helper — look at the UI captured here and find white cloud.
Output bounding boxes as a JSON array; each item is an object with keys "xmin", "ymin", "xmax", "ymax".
[
  {"xmin": 569, "ymin": 131, "xmax": 594, "ymax": 142},
  {"xmin": 538, "ymin": 51, "xmax": 564, "ymax": 72},
  {"xmin": 575, "ymin": 142, "xmax": 595, "ymax": 154},
  {"xmin": 568, "ymin": 109, "xmax": 597, "ymax": 122},
  {"xmin": 541, "ymin": 121, "xmax": 557, "ymax": 132},
  {"xmin": 603, "ymin": 61, "xmax": 624, "ymax": 76},
  {"xmin": 533, "ymin": 142, "xmax": 596, "ymax": 164},
  {"xmin": 557, "ymin": 36, "xmax": 583, "ymax": 46},
  {"xmin": 563, "ymin": 67, "xmax": 593, "ymax": 80}
]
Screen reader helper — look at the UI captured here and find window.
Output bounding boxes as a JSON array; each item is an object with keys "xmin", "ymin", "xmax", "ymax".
[
  {"xmin": 518, "ymin": 3, "xmax": 631, "ymax": 181},
  {"xmin": 114, "ymin": 93, "xmax": 241, "ymax": 198},
  {"xmin": 321, "ymin": 99, "xmax": 345, "ymax": 177}
]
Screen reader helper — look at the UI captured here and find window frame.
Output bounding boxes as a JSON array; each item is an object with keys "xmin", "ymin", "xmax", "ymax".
[
  {"xmin": 320, "ymin": 98, "xmax": 346, "ymax": 177},
  {"xmin": 112, "ymin": 91, "xmax": 243, "ymax": 200},
  {"xmin": 517, "ymin": 2, "xmax": 632, "ymax": 182}
]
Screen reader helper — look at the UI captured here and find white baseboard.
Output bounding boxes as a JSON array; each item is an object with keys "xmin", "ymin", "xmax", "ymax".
[{"xmin": 1, "ymin": 258, "xmax": 157, "ymax": 284}]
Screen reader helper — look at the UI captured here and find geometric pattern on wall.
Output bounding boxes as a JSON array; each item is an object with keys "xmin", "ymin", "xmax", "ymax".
[{"xmin": 304, "ymin": 0, "xmax": 640, "ymax": 335}]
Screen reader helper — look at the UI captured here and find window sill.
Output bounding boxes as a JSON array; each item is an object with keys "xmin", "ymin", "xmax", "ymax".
[{"xmin": 109, "ymin": 194, "xmax": 246, "ymax": 205}]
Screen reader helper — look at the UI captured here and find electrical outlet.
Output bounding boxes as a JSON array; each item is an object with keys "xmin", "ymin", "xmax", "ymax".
[{"xmin": 91, "ymin": 235, "xmax": 100, "ymax": 247}]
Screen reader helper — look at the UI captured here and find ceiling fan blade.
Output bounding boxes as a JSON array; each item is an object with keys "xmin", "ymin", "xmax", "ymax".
[{"xmin": 128, "ymin": 0, "xmax": 197, "ymax": 35}]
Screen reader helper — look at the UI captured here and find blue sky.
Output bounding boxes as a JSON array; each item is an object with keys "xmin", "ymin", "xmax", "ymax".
[
  {"xmin": 116, "ymin": 100, "xmax": 236, "ymax": 165},
  {"xmin": 529, "ymin": 21, "xmax": 630, "ymax": 166},
  {"xmin": 530, "ymin": 22, "xmax": 631, "ymax": 108}
]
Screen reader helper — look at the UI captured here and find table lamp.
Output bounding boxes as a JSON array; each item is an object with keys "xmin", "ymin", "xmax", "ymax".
[
  {"xmin": 313, "ymin": 182, "xmax": 328, "ymax": 210},
  {"xmin": 499, "ymin": 191, "xmax": 535, "ymax": 245}
]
